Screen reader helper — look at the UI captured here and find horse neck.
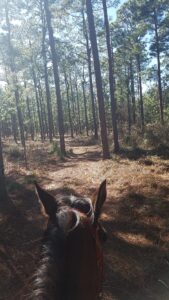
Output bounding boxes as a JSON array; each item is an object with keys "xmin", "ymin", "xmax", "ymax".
[
  {"xmin": 30, "ymin": 226, "xmax": 66, "ymax": 300},
  {"xmin": 31, "ymin": 223, "xmax": 99, "ymax": 300},
  {"xmin": 64, "ymin": 223, "xmax": 99, "ymax": 300}
]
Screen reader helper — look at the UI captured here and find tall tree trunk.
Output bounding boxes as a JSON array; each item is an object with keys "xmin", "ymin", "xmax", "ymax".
[
  {"xmin": 153, "ymin": 8, "xmax": 164, "ymax": 124},
  {"xmin": 69, "ymin": 75, "xmax": 76, "ymax": 134},
  {"xmin": 137, "ymin": 54, "xmax": 144, "ymax": 131},
  {"xmin": 0, "ymin": 124, "xmax": 8, "ymax": 203},
  {"xmin": 44, "ymin": 0, "xmax": 65, "ymax": 155},
  {"xmin": 24, "ymin": 81, "xmax": 34, "ymax": 141},
  {"xmin": 32, "ymin": 97, "xmax": 38, "ymax": 136},
  {"xmin": 82, "ymin": 9, "xmax": 98, "ymax": 139},
  {"xmin": 5, "ymin": 1, "xmax": 26, "ymax": 150},
  {"xmin": 11, "ymin": 114, "xmax": 18, "ymax": 144},
  {"xmin": 130, "ymin": 60, "xmax": 136, "ymax": 124},
  {"xmin": 1, "ymin": 122, "xmax": 5, "ymax": 139},
  {"xmin": 15, "ymin": 87, "xmax": 26, "ymax": 151},
  {"xmin": 4, "ymin": 69, "xmax": 18, "ymax": 143},
  {"xmin": 88, "ymin": 49, "xmax": 98, "ymax": 139},
  {"xmin": 64, "ymin": 72, "xmax": 74, "ymax": 138},
  {"xmin": 41, "ymin": 2, "xmax": 54, "ymax": 142},
  {"xmin": 29, "ymin": 38, "xmax": 45, "ymax": 142},
  {"xmin": 126, "ymin": 69, "xmax": 131, "ymax": 136},
  {"xmin": 82, "ymin": 79, "xmax": 89, "ymax": 136},
  {"xmin": 102, "ymin": 0, "xmax": 119, "ymax": 153},
  {"xmin": 38, "ymin": 80, "xmax": 48, "ymax": 139},
  {"xmin": 86, "ymin": 0, "xmax": 110, "ymax": 159},
  {"xmin": 75, "ymin": 79, "xmax": 82, "ymax": 135},
  {"xmin": 26, "ymin": 95, "xmax": 35, "ymax": 141},
  {"xmin": 0, "ymin": 124, "xmax": 15, "ymax": 210},
  {"xmin": 32, "ymin": 67, "xmax": 44, "ymax": 142}
]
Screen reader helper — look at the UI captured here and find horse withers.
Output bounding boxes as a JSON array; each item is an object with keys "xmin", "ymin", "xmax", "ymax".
[{"xmin": 29, "ymin": 180, "xmax": 107, "ymax": 300}]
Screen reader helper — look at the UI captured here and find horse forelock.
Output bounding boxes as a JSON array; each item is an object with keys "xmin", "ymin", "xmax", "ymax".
[
  {"xmin": 52, "ymin": 194, "xmax": 95, "ymax": 233},
  {"xmin": 56, "ymin": 207, "xmax": 80, "ymax": 233}
]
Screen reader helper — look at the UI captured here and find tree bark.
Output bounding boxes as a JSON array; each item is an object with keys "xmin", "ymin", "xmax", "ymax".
[
  {"xmin": 5, "ymin": 1, "xmax": 26, "ymax": 150},
  {"xmin": 0, "ymin": 124, "xmax": 15, "ymax": 210},
  {"xmin": 15, "ymin": 88, "xmax": 26, "ymax": 152},
  {"xmin": 64, "ymin": 72, "xmax": 74, "ymax": 138},
  {"xmin": 126, "ymin": 69, "xmax": 131, "ymax": 136},
  {"xmin": 31, "ymin": 66, "xmax": 44, "ymax": 142},
  {"xmin": 11, "ymin": 114, "xmax": 18, "ymax": 144},
  {"xmin": 75, "ymin": 79, "xmax": 82, "ymax": 135},
  {"xmin": 41, "ymin": 1, "xmax": 54, "ymax": 142},
  {"xmin": 44, "ymin": 0, "xmax": 65, "ymax": 155},
  {"xmin": 38, "ymin": 80, "xmax": 48, "ymax": 139},
  {"xmin": 0, "ymin": 125, "xmax": 8, "ymax": 203},
  {"xmin": 82, "ymin": 79, "xmax": 89, "ymax": 136},
  {"xmin": 26, "ymin": 95, "xmax": 35, "ymax": 141},
  {"xmin": 137, "ymin": 54, "xmax": 144, "ymax": 131},
  {"xmin": 82, "ymin": 9, "xmax": 98, "ymax": 139},
  {"xmin": 102, "ymin": 0, "xmax": 119, "ymax": 153},
  {"xmin": 153, "ymin": 8, "xmax": 164, "ymax": 124},
  {"xmin": 24, "ymin": 81, "xmax": 35, "ymax": 141},
  {"xmin": 130, "ymin": 60, "xmax": 136, "ymax": 124},
  {"xmin": 69, "ymin": 75, "xmax": 77, "ymax": 134},
  {"xmin": 86, "ymin": 0, "xmax": 110, "ymax": 158}
]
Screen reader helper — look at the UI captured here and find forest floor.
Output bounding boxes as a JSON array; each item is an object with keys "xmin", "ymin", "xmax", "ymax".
[{"xmin": 1, "ymin": 136, "xmax": 169, "ymax": 299}]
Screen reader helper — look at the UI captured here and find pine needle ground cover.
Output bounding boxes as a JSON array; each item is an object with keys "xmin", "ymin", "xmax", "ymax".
[{"xmin": 1, "ymin": 138, "xmax": 169, "ymax": 300}]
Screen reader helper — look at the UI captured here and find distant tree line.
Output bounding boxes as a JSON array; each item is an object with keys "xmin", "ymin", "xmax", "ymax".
[{"xmin": 0, "ymin": 0, "xmax": 169, "ymax": 198}]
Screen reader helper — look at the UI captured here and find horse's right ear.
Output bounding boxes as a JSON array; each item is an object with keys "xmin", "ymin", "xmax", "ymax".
[
  {"xmin": 35, "ymin": 182, "xmax": 58, "ymax": 216},
  {"xmin": 94, "ymin": 180, "xmax": 107, "ymax": 225}
]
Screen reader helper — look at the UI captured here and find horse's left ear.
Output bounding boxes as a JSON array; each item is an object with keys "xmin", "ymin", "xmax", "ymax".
[
  {"xmin": 35, "ymin": 182, "xmax": 58, "ymax": 217},
  {"xmin": 94, "ymin": 180, "xmax": 107, "ymax": 225}
]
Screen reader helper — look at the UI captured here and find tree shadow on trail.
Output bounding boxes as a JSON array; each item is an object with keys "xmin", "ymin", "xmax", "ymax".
[
  {"xmin": 0, "ymin": 178, "xmax": 44, "ymax": 300},
  {"xmin": 68, "ymin": 143, "xmax": 169, "ymax": 163},
  {"xmin": 119, "ymin": 145, "xmax": 169, "ymax": 161},
  {"xmin": 101, "ymin": 190, "xmax": 169, "ymax": 300},
  {"xmin": 67, "ymin": 150, "xmax": 102, "ymax": 162},
  {"xmin": 68, "ymin": 136, "xmax": 98, "ymax": 147}
]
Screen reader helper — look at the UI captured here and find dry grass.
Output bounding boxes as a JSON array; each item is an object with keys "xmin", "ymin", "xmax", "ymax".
[{"xmin": 1, "ymin": 137, "xmax": 169, "ymax": 299}]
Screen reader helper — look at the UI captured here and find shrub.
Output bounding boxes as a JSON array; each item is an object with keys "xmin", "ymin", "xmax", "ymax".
[
  {"xmin": 144, "ymin": 123, "xmax": 169, "ymax": 147},
  {"xmin": 123, "ymin": 127, "xmax": 143, "ymax": 149},
  {"xmin": 8, "ymin": 147, "xmax": 24, "ymax": 161},
  {"xmin": 25, "ymin": 174, "xmax": 36, "ymax": 184},
  {"xmin": 50, "ymin": 141, "xmax": 63, "ymax": 159}
]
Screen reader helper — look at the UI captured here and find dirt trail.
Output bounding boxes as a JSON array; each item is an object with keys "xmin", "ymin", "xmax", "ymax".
[{"xmin": 1, "ymin": 139, "xmax": 169, "ymax": 299}]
